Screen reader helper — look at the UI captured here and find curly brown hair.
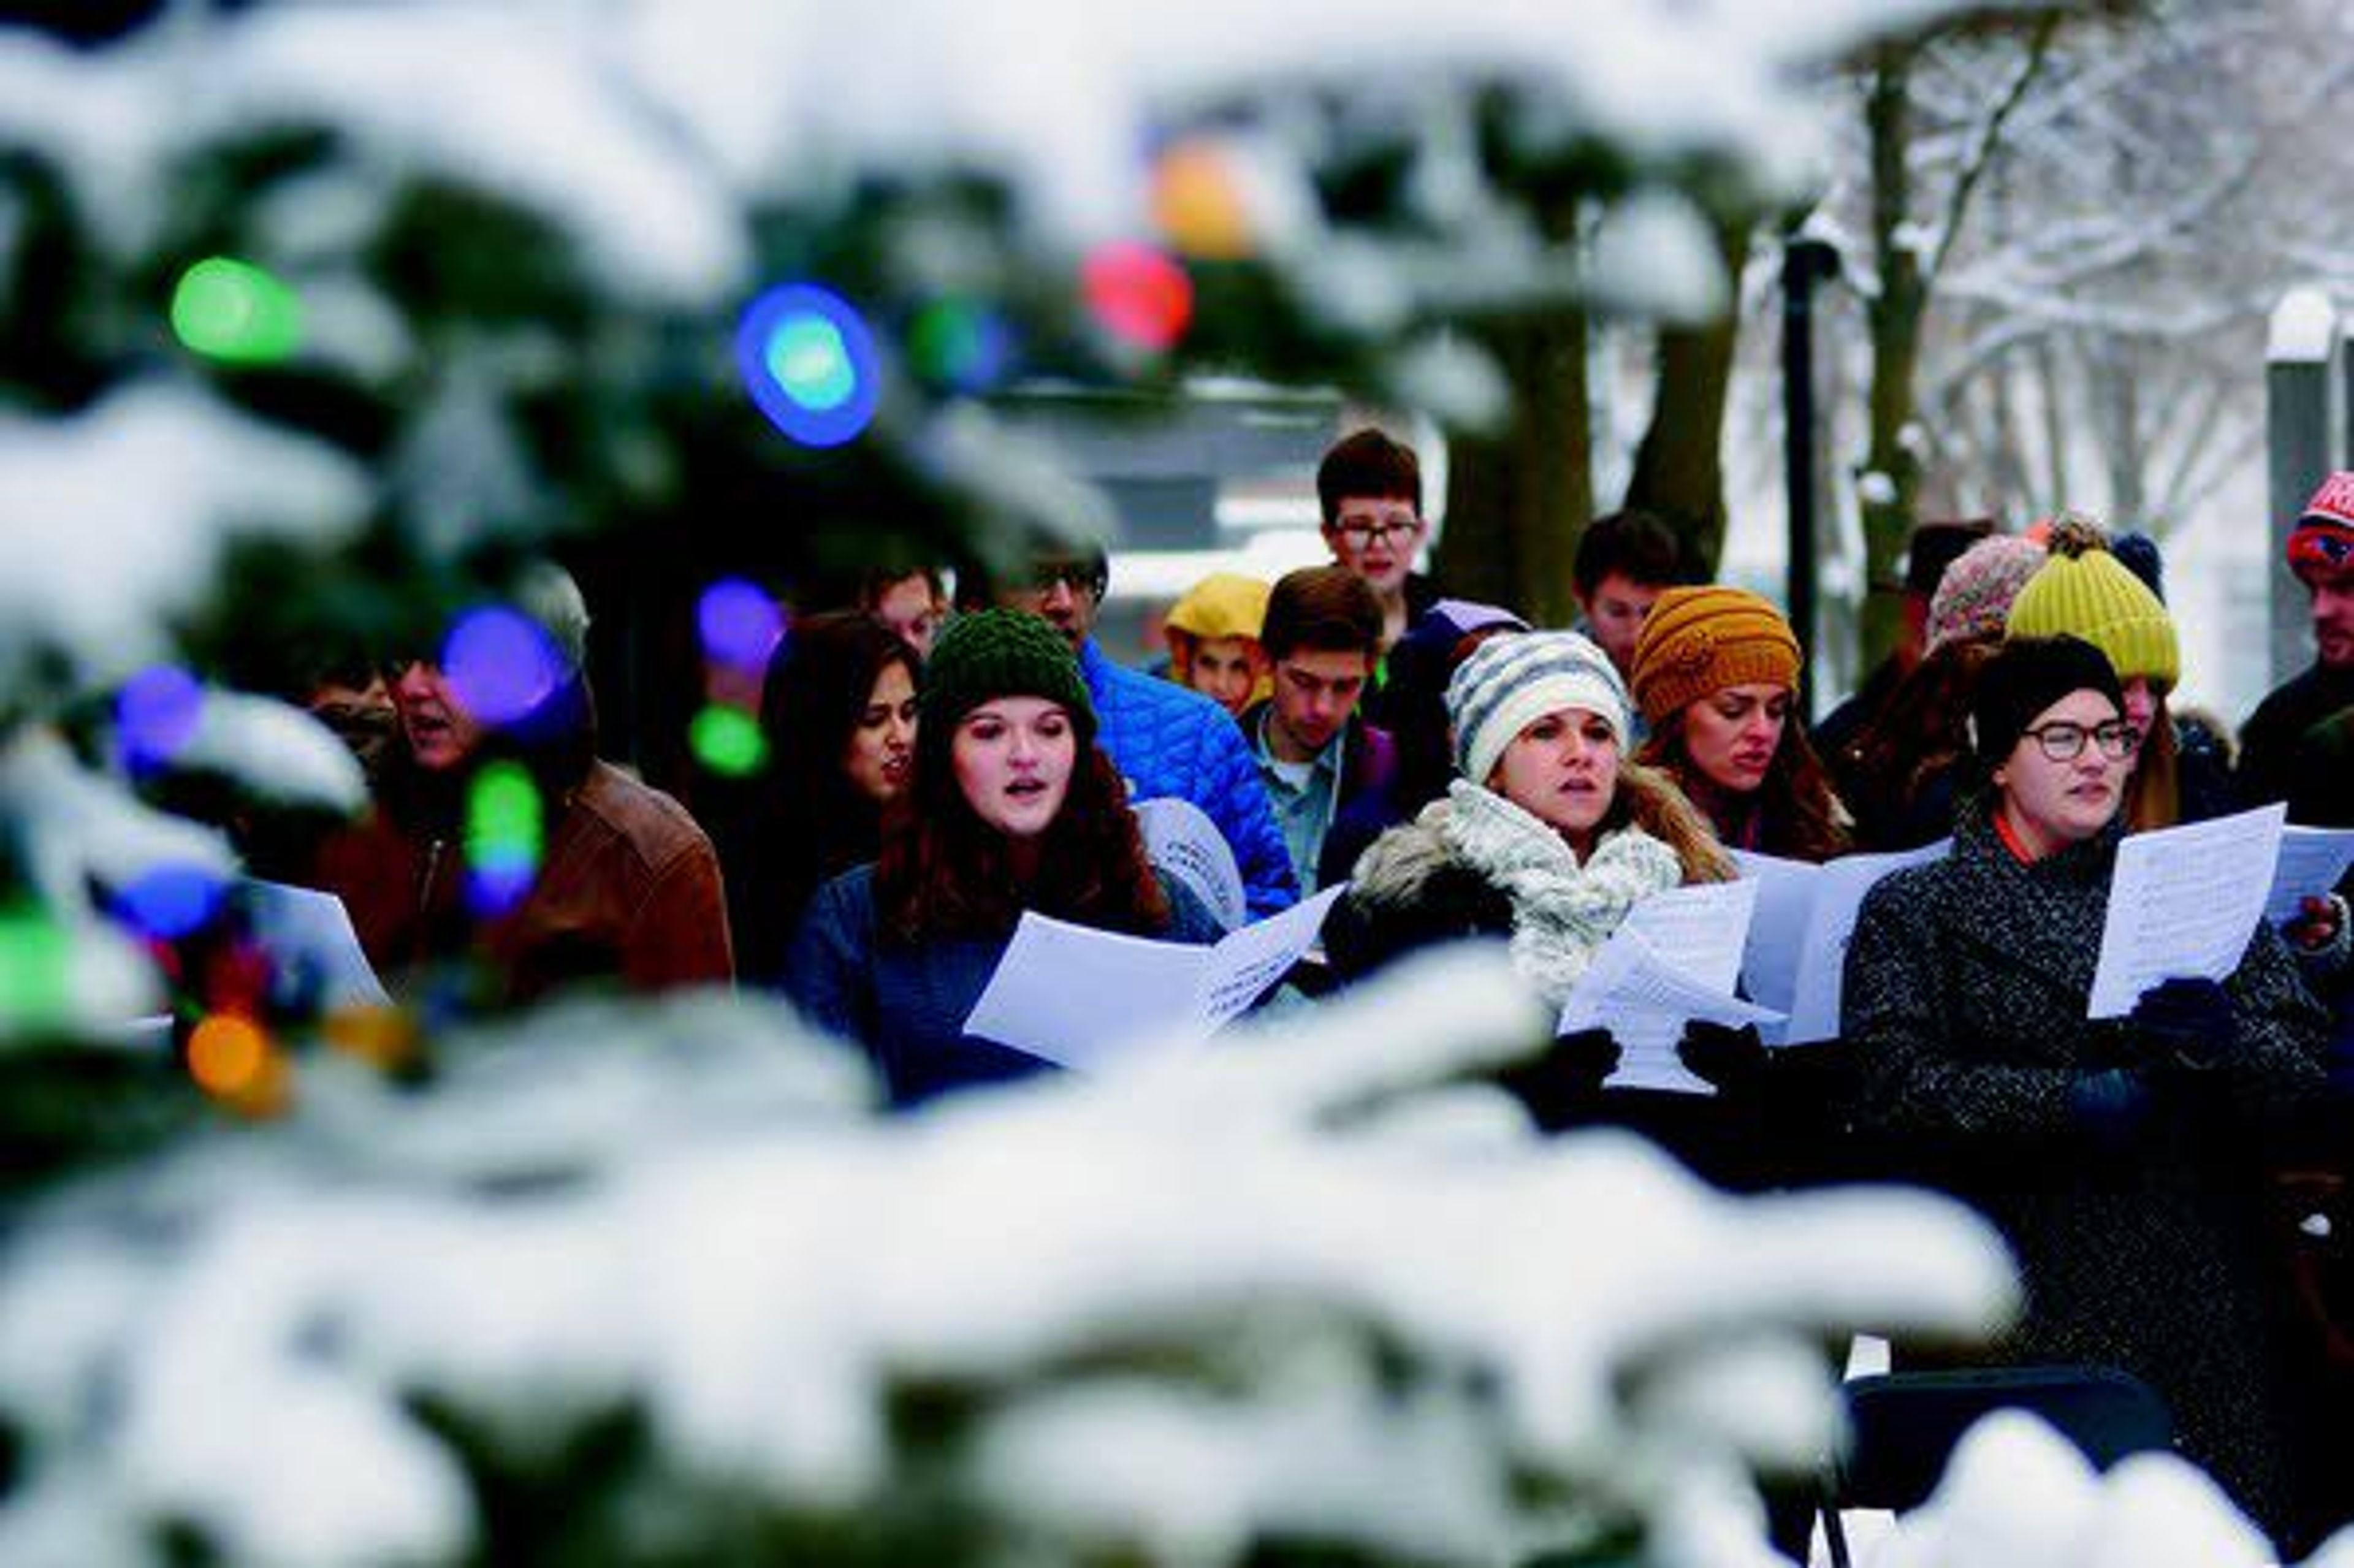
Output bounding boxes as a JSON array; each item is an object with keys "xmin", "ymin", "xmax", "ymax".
[
  {"xmin": 1638, "ymin": 708, "xmax": 1853, "ymax": 864},
  {"xmin": 874, "ymin": 719, "xmax": 1168, "ymax": 943}
]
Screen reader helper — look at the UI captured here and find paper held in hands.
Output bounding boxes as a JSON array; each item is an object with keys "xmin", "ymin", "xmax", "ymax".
[
  {"xmin": 1556, "ymin": 880, "xmax": 1783, "ymax": 1096},
  {"xmin": 1729, "ymin": 840, "xmax": 1951, "ymax": 1046},
  {"xmin": 2266, "ymin": 824, "xmax": 2354, "ymax": 926},
  {"xmin": 962, "ymin": 885, "xmax": 1347, "ymax": 1071},
  {"xmin": 1134, "ymin": 796, "xmax": 1247, "ymax": 933},
  {"xmin": 243, "ymin": 878, "xmax": 389, "ymax": 1010},
  {"xmin": 2087, "ymin": 803, "xmax": 2285, "ymax": 1019}
]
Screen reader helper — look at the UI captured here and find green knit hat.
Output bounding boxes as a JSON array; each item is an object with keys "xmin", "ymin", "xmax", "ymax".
[
  {"xmin": 920, "ymin": 609, "xmax": 1095, "ymax": 737},
  {"xmin": 2004, "ymin": 516, "xmax": 2179, "ymax": 693}
]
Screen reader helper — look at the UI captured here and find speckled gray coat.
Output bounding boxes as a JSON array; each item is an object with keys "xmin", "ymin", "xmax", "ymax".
[{"xmin": 1842, "ymin": 802, "xmax": 2329, "ymax": 1537}]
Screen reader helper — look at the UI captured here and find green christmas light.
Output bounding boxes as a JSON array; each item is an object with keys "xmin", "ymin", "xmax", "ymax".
[
  {"xmin": 0, "ymin": 904, "xmax": 73, "ymax": 1032},
  {"xmin": 690, "ymin": 705, "xmax": 768, "ymax": 777},
  {"xmin": 463, "ymin": 762, "xmax": 544, "ymax": 915},
  {"xmin": 170, "ymin": 257, "xmax": 304, "ymax": 365}
]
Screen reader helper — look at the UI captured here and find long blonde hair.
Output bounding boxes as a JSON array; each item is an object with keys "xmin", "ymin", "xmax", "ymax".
[{"xmin": 1604, "ymin": 760, "xmax": 1737, "ymax": 885}]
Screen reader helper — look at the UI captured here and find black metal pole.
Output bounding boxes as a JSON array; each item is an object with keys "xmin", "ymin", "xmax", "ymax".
[{"xmin": 1781, "ymin": 234, "xmax": 1840, "ymax": 718}]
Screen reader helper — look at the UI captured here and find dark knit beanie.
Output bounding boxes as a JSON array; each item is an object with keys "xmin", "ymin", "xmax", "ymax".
[
  {"xmin": 920, "ymin": 609, "xmax": 1095, "ymax": 737},
  {"xmin": 1903, "ymin": 517, "xmax": 1997, "ymax": 597},
  {"xmin": 1969, "ymin": 635, "xmax": 2123, "ymax": 767}
]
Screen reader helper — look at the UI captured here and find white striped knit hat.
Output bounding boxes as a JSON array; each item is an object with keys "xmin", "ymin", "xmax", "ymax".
[{"xmin": 1446, "ymin": 630, "xmax": 1630, "ymax": 786}]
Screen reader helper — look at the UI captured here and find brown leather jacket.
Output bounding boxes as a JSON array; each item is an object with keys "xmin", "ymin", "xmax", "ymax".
[{"xmin": 318, "ymin": 760, "xmax": 734, "ymax": 1008}]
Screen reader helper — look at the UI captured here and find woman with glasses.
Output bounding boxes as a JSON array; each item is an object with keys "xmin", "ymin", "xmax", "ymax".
[
  {"xmin": 1842, "ymin": 635, "xmax": 2332, "ymax": 1547},
  {"xmin": 2003, "ymin": 516, "xmax": 2235, "ymax": 831}
]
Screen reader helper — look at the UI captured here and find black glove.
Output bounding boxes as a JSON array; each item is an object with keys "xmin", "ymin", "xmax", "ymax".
[
  {"xmin": 2128, "ymin": 976, "xmax": 2238, "ymax": 1074},
  {"xmin": 1676, "ymin": 1019, "xmax": 1769, "ymax": 1095},
  {"xmin": 2066, "ymin": 1065, "xmax": 2155, "ymax": 1152},
  {"xmin": 1497, "ymin": 1028, "xmax": 1621, "ymax": 1132}
]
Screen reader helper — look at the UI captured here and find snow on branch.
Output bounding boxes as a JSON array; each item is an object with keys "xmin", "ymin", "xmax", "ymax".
[{"xmin": 0, "ymin": 949, "xmax": 2024, "ymax": 1567}]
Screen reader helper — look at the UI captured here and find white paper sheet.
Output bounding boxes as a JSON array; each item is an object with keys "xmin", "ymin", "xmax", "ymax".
[
  {"xmin": 2266, "ymin": 824, "xmax": 2354, "ymax": 925},
  {"xmin": 961, "ymin": 885, "xmax": 1346, "ymax": 1070},
  {"xmin": 1196, "ymin": 885, "xmax": 1349, "ymax": 1027},
  {"xmin": 1558, "ymin": 931, "xmax": 1786, "ymax": 1096},
  {"xmin": 1726, "ymin": 850, "xmax": 1818, "ymax": 1029},
  {"xmin": 1732, "ymin": 840, "xmax": 1949, "ymax": 1046},
  {"xmin": 2088, "ymin": 804, "xmax": 2286, "ymax": 1019},
  {"xmin": 1135, "ymin": 797, "xmax": 1247, "ymax": 932},
  {"xmin": 1617, "ymin": 878, "xmax": 1758, "ymax": 993},
  {"xmin": 1558, "ymin": 882, "xmax": 1770, "ymax": 1096},
  {"xmin": 242, "ymin": 878, "xmax": 389, "ymax": 1010}
]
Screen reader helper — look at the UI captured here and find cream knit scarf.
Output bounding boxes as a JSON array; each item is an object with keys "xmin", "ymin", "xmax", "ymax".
[{"xmin": 1438, "ymin": 779, "xmax": 1682, "ymax": 1005}]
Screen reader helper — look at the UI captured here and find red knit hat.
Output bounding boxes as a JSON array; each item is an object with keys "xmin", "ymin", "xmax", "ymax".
[{"xmin": 2290, "ymin": 472, "xmax": 2354, "ymax": 585}]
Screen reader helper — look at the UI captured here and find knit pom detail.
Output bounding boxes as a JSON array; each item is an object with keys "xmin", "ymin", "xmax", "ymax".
[{"xmin": 2043, "ymin": 513, "xmax": 2111, "ymax": 560}]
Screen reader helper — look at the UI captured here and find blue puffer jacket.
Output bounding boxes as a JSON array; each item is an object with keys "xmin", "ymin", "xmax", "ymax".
[{"xmin": 1080, "ymin": 639, "xmax": 1297, "ymax": 918}]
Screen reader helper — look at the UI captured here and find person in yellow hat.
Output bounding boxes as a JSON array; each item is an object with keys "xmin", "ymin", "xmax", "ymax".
[
  {"xmin": 1629, "ymin": 585, "xmax": 1851, "ymax": 862},
  {"xmin": 1162, "ymin": 571, "xmax": 1271, "ymax": 718},
  {"xmin": 2002, "ymin": 514, "xmax": 2228, "ymax": 831}
]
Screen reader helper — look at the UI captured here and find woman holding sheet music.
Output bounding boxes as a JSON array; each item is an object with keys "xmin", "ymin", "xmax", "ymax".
[
  {"xmin": 1841, "ymin": 634, "xmax": 2332, "ymax": 1546},
  {"xmin": 787, "ymin": 609, "xmax": 1219, "ymax": 1108},
  {"xmin": 1628, "ymin": 585, "xmax": 1853, "ymax": 863},
  {"xmin": 1324, "ymin": 631, "xmax": 1795, "ymax": 1171}
]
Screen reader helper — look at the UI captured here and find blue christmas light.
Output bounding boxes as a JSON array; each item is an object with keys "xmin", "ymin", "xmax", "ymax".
[
  {"xmin": 735, "ymin": 283, "xmax": 881, "ymax": 447},
  {"xmin": 115, "ymin": 864, "xmax": 227, "ymax": 941},
  {"xmin": 696, "ymin": 578, "xmax": 785, "ymax": 674},
  {"xmin": 116, "ymin": 665, "xmax": 205, "ymax": 773},
  {"xmin": 442, "ymin": 606, "xmax": 566, "ymax": 729}
]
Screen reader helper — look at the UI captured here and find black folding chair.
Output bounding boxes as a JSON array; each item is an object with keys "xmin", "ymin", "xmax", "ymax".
[{"xmin": 1818, "ymin": 1364, "xmax": 2172, "ymax": 1567}]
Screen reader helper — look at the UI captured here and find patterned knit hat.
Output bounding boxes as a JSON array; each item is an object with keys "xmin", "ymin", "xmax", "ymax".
[
  {"xmin": 920, "ymin": 609, "xmax": 1094, "ymax": 738},
  {"xmin": 1925, "ymin": 535, "xmax": 2046, "ymax": 652},
  {"xmin": 1447, "ymin": 630, "xmax": 1629, "ymax": 785},
  {"xmin": 2003, "ymin": 516, "xmax": 2179, "ymax": 692},
  {"xmin": 1627, "ymin": 585, "xmax": 1802, "ymax": 726},
  {"xmin": 2290, "ymin": 471, "xmax": 2354, "ymax": 585}
]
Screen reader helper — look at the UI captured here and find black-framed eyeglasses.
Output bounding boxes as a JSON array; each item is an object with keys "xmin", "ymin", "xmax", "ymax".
[
  {"xmin": 2020, "ymin": 719, "xmax": 2139, "ymax": 761},
  {"xmin": 1333, "ymin": 517, "xmax": 1422, "ymax": 549}
]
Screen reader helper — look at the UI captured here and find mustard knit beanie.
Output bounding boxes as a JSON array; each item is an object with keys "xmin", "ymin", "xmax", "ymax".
[
  {"xmin": 2002, "ymin": 515, "xmax": 2179, "ymax": 693},
  {"xmin": 1628, "ymin": 585, "xmax": 1802, "ymax": 726},
  {"xmin": 1164, "ymin": 573, "xmax": 1270, "ymax": 644}
]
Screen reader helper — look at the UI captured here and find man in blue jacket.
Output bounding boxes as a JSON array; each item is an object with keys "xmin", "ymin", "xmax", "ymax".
[{"xmin": 991, "ymin": 540, "xmax": 1297, "ymax": 919}]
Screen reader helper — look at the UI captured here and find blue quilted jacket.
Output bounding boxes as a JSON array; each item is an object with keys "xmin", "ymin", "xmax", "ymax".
[{"xmin": 1080, "ymin": 639, "xmax": 1297, "ymax": 918}]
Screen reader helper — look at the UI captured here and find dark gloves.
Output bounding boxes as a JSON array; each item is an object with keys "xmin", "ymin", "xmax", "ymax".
[
  {"xmin": 1676, "ymin": 1019, "xmax": 1770, "ymax": 1095},
  {"xmin": 2067, "ymin": 1065, "xmax": 2155, "ymax": 1152},
  {"xmin": 1497, "ymin": 1028, "xmax": 1621, "ymax": 1133},
  {"xmin": 2128, "ymin": 976, "xmax": 2238, "ymax": 1074}
]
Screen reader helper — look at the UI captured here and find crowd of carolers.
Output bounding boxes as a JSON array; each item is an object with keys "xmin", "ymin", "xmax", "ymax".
[{"xmin": 190, "ymin": 429, "xmax": 2354, "ymax": 1550}]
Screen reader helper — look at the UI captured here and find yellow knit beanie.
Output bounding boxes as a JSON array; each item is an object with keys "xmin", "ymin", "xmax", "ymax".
[
  {"xmin": 2002, "ymin": 516, "xmax": 2178, "ymax": 692},
  {"xmin": 1628, "ymin": 585, "xmax": 1802, "ymax": 725},
  {"xmin": 1164, "ymin": 573, "xmax": 1270, "ymax": 644}
]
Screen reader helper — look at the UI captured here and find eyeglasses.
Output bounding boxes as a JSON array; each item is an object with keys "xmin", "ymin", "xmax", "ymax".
[
  {"xmin": 1333, "ymin": 517, "xmax": 1422, "ymax": 549},
  {"xmin": 2020, "ymin": 720, "xmax": 2139, "ymax": 761},
  {"xmin": 1030, "ymin": 561, "xmax": 1105, "ymax": 598}
]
